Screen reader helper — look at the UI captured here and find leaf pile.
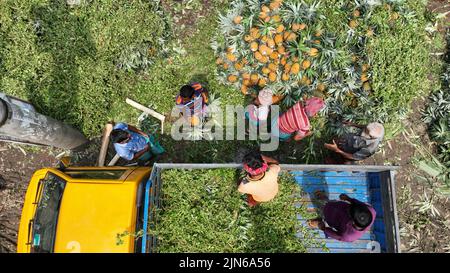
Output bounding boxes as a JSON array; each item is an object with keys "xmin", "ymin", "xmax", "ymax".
[{"xmin": 151, "ymin": 169, "xmax": 321, "ymax": 252}]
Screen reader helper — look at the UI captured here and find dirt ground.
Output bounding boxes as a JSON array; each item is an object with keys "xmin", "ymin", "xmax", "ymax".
[
  {"xmin": 0, "ymin": 143, "xmax": 58, "ymax": 252},
  {"xmin": 0, "ymin": 0, "xmax": 449, "ymax": 253}
]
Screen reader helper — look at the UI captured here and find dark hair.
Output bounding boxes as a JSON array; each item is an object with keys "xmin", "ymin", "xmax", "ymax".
[
  {"xmin": 350, "ymin": 203, "xmax": 373, "ymax": 229},
  {"xmin": 242, "ymin": 150, "xmax": 264, "ymax": 170},
  {"xmin": 180, "ymin": 85, "xmax": 195, "ymax": 99},
  {"xmin": 110, "ymin": 129, "xmax": 129, "ymax": 144}
]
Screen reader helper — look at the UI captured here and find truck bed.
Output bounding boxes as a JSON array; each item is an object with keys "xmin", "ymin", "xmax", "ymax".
[
  {"xmin": 143, "ymin": 164, "xmax": 400, "ymax": 253},
  {"xmin": 292, "ymin": 170, "xmax": 397, "ymax": 253}
]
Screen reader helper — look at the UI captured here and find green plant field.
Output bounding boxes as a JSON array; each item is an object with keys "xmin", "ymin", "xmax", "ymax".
[
  {"xmin": 0, "ymin": 0, "xmax": 445, "ymax": 164},
  {"xmin": 151, "ymin": 169, "xmax": 321, "ymax": 253}
]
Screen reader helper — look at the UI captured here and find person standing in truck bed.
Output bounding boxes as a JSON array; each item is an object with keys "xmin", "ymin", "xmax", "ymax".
[{"xmin": 238, "ymin": 150, "xmax": 281, "ymax": 207}]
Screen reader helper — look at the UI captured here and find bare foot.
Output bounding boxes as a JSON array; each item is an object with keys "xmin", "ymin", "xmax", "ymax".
[
  {"xmin": 307, "ymin": 218, "xmax": 323, "ymax": 228},
  {"xmin": 314, "ymin": 190, "xmax": 328, "ymax": 201}
]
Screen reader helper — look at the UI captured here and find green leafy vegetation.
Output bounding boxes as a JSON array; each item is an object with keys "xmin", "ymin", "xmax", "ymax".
[
  {"xmin": 151, "ymin": 169, "xmax": 321, "ymax": 252},
  {"xmin": 212, "ymin": 0, "xmax": 440, "ymax": 162},
  {"xmin": 0, "ymin": 0, "xmax": 171, "ymax": 136}
]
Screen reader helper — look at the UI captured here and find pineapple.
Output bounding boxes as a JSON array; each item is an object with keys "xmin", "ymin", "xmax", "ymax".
[
  {"xmin": 302, "ymin": 60, "xmax": 311, "ymax": 70},
  {"xmin": 284, "ymin": 62, "xmax": 292, "ymax": 73},
  {"xmin": 223, "ymin": 63, "xmax": 229, "ymax": 69},
  {"xmin": 353, "ymin": 9, "xmax": 360, "ymax": 18},
  {"xmin": 262, "ymin": 67, "xmax": 271, "ymax": 74},
  {"xmin": 234, "ymin": 62, "xmax": 243, "ymax": 70},
  {"xmin": 270, "ymin": 1, "xmax": 281, "ymax": 10},
  {"xmin": 270, "ymin": 52, "xmax": 279, "ymax": 60},
  {"xmin": 251, "ymin": 74, "xmax": 259, "ymax": 84},
  {"xmin": 363, "ymin": 82, "xmax": 371, "ymax": 91},
  {"xmin": 261, "ymin": 5, "xmax": 270, "ymax": 13},
  {"xmin": 299, "ymin": 23, "xmax": 307, "ymax": 30},
  {"xmin": 282, "ymin": 73, "xmax": 290, "ymax": 81},
  {"xmin": 280, "ymin": 56, "xmax": 287, "ymax": 65},
  {"xmin": 362, "ymin": 64, "xmax": 370, "ymax": 72},
  {"xmin": 309, "ymin": 48, "xmax": 319, "ymax": 57},
  {"xmin": 317, "ymin": 83, "xmax": 326, "ymax": 92},
  {"xmin": 268, "ymin": 63, "xmax": 278, "ymax": 71},
  {"xmin": 227, "ymin": 53, "xmax": 237, "ymax": 62},
  {"xmin": 244, "ymin": 35, "xmax": 253, "ymax": 42},
  {"xmin": 275, "ymin": 34, "xmax": 284, "ymax": 45},
  {"xmin": 243, "ymin": 79, "xmax": 252, "ymax": 86},
  {"xmin": 277, "ymin": 25, "xmax": 285, "ymax": 33},
  {"xmin": 291, "ymin": 63, "xmax": 300, "ymax": 74},
  {"xmin": 242, "ymin": 73, "xmax": 251, "ymax": 80},
  {"xmin": 250, "ymin": 42, "xmax": 259, "ymax": 52},
  {"xmin": 277, "ymin": 45, "xmax": 286, "ymax": 54},
  {"xmin": 272, "ymin": 15, "xmax": 281, "ymax": 23},
  {"xmin": 361, "ymin": 73, "xmax": 369, "ymax": 82},
  {"xmin": 259, "ymin": 44, "xmax": 272, "ymax": 56},
  {"xmin": 269, "ymin": 72, "xmax": 277, "ymax": 82},
  {"xmin": 292, "ymin": 23, "xmax": 301, "ymax": 31},
  {"xmin": 228, "ymin": 75, "xmax": 238, "ymax": 83},
  {"xmin": 267, "ymin": 38, "xmax": 276, "ymax": 48},
  {"xmin": 216, "ymin": 58, "xmax": 224, "ymax": 65},
  {"xmin": 349, "ymin": 20, "xmax": 359, "ymax": 29},
  {"xmin": 254, "ymin": 51, "xmax": 263, "ymax": 61},
  {"xmin": 259, "ymin": 12, "xmax": 268, "ymax": 20},
  {"xmin": 286, "ymin": 33, "xmax": 297, "ymax": 42},
  {"xmin": 241, "ymin": 85, "xmax": 249, "ymax": 95},
  {"xmin": 258, "ymin": 78, "xmax": 267, "ymax": 87},
  {"xmin": 234, "ymin": 16, "xmax": 243, "ymax": 24},
  {"xmin": 390, "ymin": 12, "xmax": 399, "ymax": 21}
]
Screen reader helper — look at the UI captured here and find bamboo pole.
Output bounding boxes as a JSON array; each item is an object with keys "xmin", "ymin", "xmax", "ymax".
[
  {"xmin": 97, "ymin": 123, "xmax": 113, "ymax": 167},
  {"xmin": 125, "ymin": 98, "xmax": 165, "ymax": 134}
]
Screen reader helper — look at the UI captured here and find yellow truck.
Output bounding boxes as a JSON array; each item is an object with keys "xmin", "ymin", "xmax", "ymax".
[
  {"xmin": 17, "ymin": 160, "xmax": 152, "ymax": 253},
  {"xmin": 17, "ymin": 162, "xmax": 401, "ymax": 253}
]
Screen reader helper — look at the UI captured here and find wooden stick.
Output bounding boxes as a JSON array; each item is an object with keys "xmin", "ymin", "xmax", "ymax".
[
  {"xmin": 126, "ymin": 98, "xmax": 165, "ymax": 121},
  {"xmin": 107, "ymin": 154, "xmax": 121, "ymax": 166},
  {"xmin": 97, "ymin": 123, "xmax": 113, "ymax": 167}
]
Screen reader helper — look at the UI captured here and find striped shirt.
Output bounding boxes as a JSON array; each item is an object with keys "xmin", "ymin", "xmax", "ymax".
[
  {"xmin": 278, "ymin": 101, "xmax": 310, "ymax": 137},
  {"xmin": 175, "ymin": 82, "xmax": 208, "ymax": 117}
]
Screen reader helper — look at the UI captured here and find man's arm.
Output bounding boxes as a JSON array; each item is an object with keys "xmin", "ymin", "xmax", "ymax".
[
  {"xmin": 261, "ymin": 155, "xmax": 279, "ymax": 165},
  {"xmin": 127, "ymin": 124, "xmax": 148, "ymax": 137},
  {"xmin": 342, "ymin": 120, "xmax": 366, "ymax": 129},
  {"xmin": 132, "ymin": 144, "xmax": 150, "ymax": 160},
  {"xmin": 322, "ymin": 227, "xmax": 343, "ymax": 241},
  {"xmin": 324, "ymin": 140, "xmax": 355, "ymax": 160},
  {"xmin": 294, "ymin": 130, "xmax": 311, "ymax": 141}
]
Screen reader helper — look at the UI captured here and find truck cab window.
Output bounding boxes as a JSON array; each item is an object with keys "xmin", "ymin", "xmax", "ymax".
[{"xmin": 31, "ymin": 173, "xmax": 66, "ymax": 253}]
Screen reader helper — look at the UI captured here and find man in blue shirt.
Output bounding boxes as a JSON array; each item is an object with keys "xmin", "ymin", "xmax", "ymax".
[{"xmin": 110, "ymin": 122, "xmax": 164, "ymax": 164}]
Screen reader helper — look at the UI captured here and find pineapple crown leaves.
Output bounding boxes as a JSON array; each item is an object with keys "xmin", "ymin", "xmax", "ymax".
[{"xmin": 218, "ymin": 13, "xmax": 246, "ymax": 36}]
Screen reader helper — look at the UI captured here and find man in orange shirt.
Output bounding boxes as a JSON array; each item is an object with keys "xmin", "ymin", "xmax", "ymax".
[{"xmin": 238, "ymin": 150, "xmax": 281, "ymax": 207}]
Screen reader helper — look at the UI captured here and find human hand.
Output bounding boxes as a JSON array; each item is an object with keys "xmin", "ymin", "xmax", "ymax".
[
  {"xmin": 339, "ymin": 193, "xmax": 351, "ymax": 202},
  {"xmin": 318, "ymin": 222, "xmax": 325, "ymax": 231},
  {"xmin": 342, "ymin": 120, "xmax": 352, "ymax": 126},
  {"xmin": 324, "ymin": 140, "xmax": 339, "ymax": 152}
]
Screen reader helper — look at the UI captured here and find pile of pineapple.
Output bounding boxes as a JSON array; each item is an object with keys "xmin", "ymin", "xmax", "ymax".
[{"xmin": 213, "ymin": 0, "xmax": 377, "ymax": 110}]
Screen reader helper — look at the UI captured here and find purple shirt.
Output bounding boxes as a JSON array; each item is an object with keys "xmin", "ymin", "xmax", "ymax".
[{"xmin": 323, "ymin": 198, "xmax": 376, "ymax": 242}]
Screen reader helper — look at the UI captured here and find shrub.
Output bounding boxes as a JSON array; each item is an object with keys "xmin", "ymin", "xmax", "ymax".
[
  {"xmin": 423, "ymin": 30, "xmax": 450, "ymax": 166},
  {"xmin": 0, "ymin": 0, "xmax": 171, "ymax": 136}
]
